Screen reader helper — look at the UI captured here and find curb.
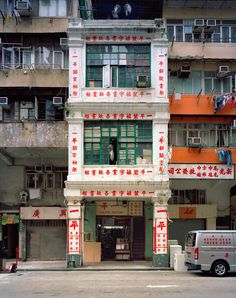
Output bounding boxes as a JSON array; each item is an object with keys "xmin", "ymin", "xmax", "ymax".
[{"xmin": 17, "ymin": 267, "xmax": 174, "ymax": 272}]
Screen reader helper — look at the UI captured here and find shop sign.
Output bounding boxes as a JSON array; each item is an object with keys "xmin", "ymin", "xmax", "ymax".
[
  {"xmin": 83, "ymin": 167, "xmax": 153, "ymax": 178},
  {"xmin": 179, "ymin": 207, "xmax": 196, "ymax": 219},
  {"xmin": 82, "ymin": 190, "xmax": 154, "ymax": 198},
  {"xmin": 96, "ymin": 201, "xmax": 143, "ymax": 216},
  {"xmin": 85, "ymin": 35, "xmax": 150, "ymax": 43},
  {"xmin": 168, "ymin": 164, "xmax": 234, "ymax": 179},
  {"xmin": 157, "ymin": 48, "xmax": 167, "ymax": 98},
  {"xmin": 1, "ymin": 214, "xmax": 19, "ymax": 225},
  {"xmin": 157, "ymin": 130, "xmax": 168, "ymax": 174},
  {"xmin": 69, "ymin": 48, "xmax": 80, "ymax": 97},
  {"xmin": 82, "ymin": 90, "xmax": 154, "ymax": 102},
  {"xmin": 83, "ymin": 112, "xmax": 153, "ymax": 120},
  {"xmin": 20, "ymin": 207, "xmax": 67, "ymax": 220},
  {"xmin": 128, "ymin": 202, "xmax": 143, "ymax": 216},
  {"xmin": 69, "ymin": 125, "xmax": 80, "ymax": 175},
  {"xmin": 68, "ymin": 219, "xmax": 80, "ymax": 254}
]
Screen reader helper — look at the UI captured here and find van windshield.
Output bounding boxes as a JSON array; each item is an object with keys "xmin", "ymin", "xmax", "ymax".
[{"xmin": 185, "ymin": 232, "xmax": 196, "ymax": 247}]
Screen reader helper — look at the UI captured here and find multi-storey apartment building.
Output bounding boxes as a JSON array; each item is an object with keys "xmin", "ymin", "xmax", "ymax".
[
  {"xmin": 165, "ymin": 0, "xmax": 236, "ymax": 247},
  {"xmin": 1, "ymin": 0, "xmax": 236, "ymax": 269},
  {"xmin": 0, "ymin": 0, "xmax": 76, "ymax": 262}
]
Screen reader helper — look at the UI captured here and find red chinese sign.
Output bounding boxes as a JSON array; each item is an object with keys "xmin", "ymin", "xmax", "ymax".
[
  {"xmin": 157, "ymin": 48, "xmax": 167, "ymax": 98},
  {"xmin": 81, "ymin": 190, "xmax": 154, "ymax": 198},
  {"xmin": 69, "ymin": 48, "xmax": 80, "ymax": 97},
  {"xmin": 157, "ymin": 131, "xmax": 167, "ymax": 174},
  {"xmin": 20, "ymin": 207, "xmax": 67, "ymax": 220},
  {"xmin": 153, "ymin": 207, "xmax": 168, "ymax": 254},
  {"xmin": 85, "ymin": 35, "xmax": 150, "ymax": 43},
  {"xmin": 69, "ymin": 127, "xmax": 80, "ymax": 175},
  {"xmin": 83, "ymin": 167, "xmax": 153, "ymax": 177},
  {"xmin": 83, "ymin": 113, "xmax": 152, "ymax": 120},
  {"xmin": 82, "ymin": 89, "xmax": 154, "ymax": 101},
  {"xmin": 68, "ymin": 219, "xmax": 80, "ymax": 254},
  {"xmin": 168, "ymin": 164, "xmax": 234, "ymax": 179}
]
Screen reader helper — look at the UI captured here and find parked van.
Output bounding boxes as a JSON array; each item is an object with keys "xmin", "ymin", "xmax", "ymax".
[{"xmin": 185, "ymin": 230, "xmax": 236, "ymax": 277}]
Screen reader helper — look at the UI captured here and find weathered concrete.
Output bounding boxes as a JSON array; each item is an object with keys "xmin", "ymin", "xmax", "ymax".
[{"xmin": 0, "ymin": 122, "xmax": 68, "ymax": 147}]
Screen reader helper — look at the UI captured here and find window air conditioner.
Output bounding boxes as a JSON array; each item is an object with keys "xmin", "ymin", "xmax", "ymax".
[
  {"xmin": 35, "ymin": 165, "xmax": 43, "ymax": 172},
  {"xmin": 0, "ymin": 97, "xmax": 8, "ymax": 105},
  {"xmin": 16, "ymin": 0, "xmax": 31, "ymax": 10},
  {"xmin": 188, "ymin": 137, "xmax": 201, "ymax": 147},
  {"xmin": 44, "ymin": 164, "xmax": 53, "ymax": 172},
  {"xmin": 53, "ymin": 97, "xmax": 63, "ymax": 105},
  {"xmin": 137, "ymin": 75, "xmax": 148, "ymax": 88},
  {"xmin": 216, "ymin": 66, "xmax": 230, "ymax": 78},
  {"xmin": 206, "ymin": 19, "xmax": 216, "ymax": 27},
  {"xmin": 193, "ymin": 19, "xmax": 204, "ymax": 33},
  {"xmin": 178, "ymin": 65, "xmax": 191, "ymax": 78},
  {"xmin": 194, "ymin": 19, "xmax": 204, "ymax": 27}
]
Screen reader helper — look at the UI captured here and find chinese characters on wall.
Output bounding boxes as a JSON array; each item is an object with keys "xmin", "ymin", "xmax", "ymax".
[
  {"xmin": 69, "ymin": 48, "xmax": 80, "ymax": 97},
  {"xmin": 153, "ymin": 208, "xmax": 168, "ymax": 254},
  {"xmin": 168, "ymin": 164, "xmax": 234, "ymax": 179},
  {"xmin": 157, "ymin": 48, "xmax": 167, "ymax": 98},
  {"xmin": 69, "ymin": 126, "xmax": 80, "ymax": 175}
]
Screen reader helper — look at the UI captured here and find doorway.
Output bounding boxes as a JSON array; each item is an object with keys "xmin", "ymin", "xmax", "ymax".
[
  {"xmin": 2, "ymin": 224, "xmax": 19, "ymax": 259},
  {"xmin": 97, "ymin": 217, "xmax": 130, "ymax": 260}
]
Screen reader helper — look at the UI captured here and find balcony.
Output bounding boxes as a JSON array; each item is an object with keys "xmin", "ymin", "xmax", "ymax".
[
  {"xmin": 169, "ymin": 42, "xmax": 236, "ymax": 60},
  {"xmin": 0, "ymin": 68, "xmax": 68, "ymax": 88}
]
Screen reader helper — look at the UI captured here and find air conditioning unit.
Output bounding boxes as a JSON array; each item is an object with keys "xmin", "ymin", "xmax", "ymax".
[
  {"xmin": 137, "ymin": 75, "xmax": 148, "ymax": 88},
  {"xmin": 35, "ymin": 165, "xmax": 43, "ymax": 172},
  {"xmin": 194, "ymin": 19, "xmax": 204, "ymax": 26},
  {"xmin": 193, "ymin": 19, "xmax": 204, "ymax": 33},
  {"xmin": 44, "ymin": 164, "xmax": 53, "ymax": 172},
  {"xmin": 188, "ymin": 137, "xmax": 201, "ymax": 147},
  {"xmin": 0, "ymin": 97, "xmax": 8, "ymax": 105},
  {"xmin": 178, "ymin": 65, "xmax": 191, "ymax": 78},
  {"xmin": 53, "ymin": 97, "xmax": 63, "ymax": 105},
  {"xmin": 206, "ymin": 19, "xmax": 216, "ymax": 27},
  {"xmin": 60, "ymin": 38, "xmax": 68, "ymax": 49},
  {"xmin": 216, "ymin": 66, "xmax": 230, "ymax": 78},
  {"xmin": 16, "ymin": 0, "xmax": 32, "ymax": 16}
]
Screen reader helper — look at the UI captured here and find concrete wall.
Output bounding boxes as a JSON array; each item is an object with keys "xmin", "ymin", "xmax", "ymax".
[
  {"xmin": 0, "ymin": 70, "xmax": 68, "ymax": 88},
  {"xmin": 0, "ymin": 122, "xmax": 68, "ymax": 147}
]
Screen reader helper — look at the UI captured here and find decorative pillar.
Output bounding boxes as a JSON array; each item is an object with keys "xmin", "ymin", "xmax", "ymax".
[
  {"xmin": 67, "ymin": 199, "xmax": 83, "ymax": 268},
  {"xmin": 152, "ymin": 191, "xmax": 170, "ymax": 267}
]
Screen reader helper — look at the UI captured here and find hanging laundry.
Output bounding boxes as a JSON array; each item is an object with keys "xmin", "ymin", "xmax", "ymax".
[
  {"xmin": 214, "ymin": 93, "xmax": 235, "ymax": 113},
  {"xmin": 217, "ymin": 149, "xmax": 233, "ymax": 165}
]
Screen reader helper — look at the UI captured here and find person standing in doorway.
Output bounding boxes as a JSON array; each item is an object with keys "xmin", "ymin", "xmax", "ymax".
[{"xmin": 109, "ymin": 144, "xmax": 116, "ymax": 165}]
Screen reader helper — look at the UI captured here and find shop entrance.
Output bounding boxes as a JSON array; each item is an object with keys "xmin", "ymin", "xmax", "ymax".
[
  {"xmin": 96, "ymin": 216, "xmax": 145, "ymax": 261},
  {"xmin": 2, "ymin": 223, "xmax": 18, "ymax": 259}
]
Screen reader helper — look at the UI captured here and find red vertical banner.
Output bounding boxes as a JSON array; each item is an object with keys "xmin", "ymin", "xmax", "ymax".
[
  {"xmin": 153, "ymin": 207, "xmax": 168, "ymax": 254},
  {"xmin": 68, "ymin": 219, "xmax": 80, "ymax": 254},
  {"xmin": 69, "ymin": 48, "xmax": 80, "ymax": 98}
]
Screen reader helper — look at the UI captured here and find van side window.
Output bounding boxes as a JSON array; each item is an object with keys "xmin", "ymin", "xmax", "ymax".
[{"xmin": 186, "ymin": 232, "xmax": 196, "ymax": 246}]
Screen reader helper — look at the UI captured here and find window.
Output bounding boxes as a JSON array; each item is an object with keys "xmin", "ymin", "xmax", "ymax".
[
  {"xmin": 26, "ymin": 173, "xmax": 44, "ymax": 189},
  {"xmin": 84, "ymin": 121, "xmax": 152, "ymax": 165},
  {"xmin": 86, "ymin": 44, "xmax": 151, "ymax": 88},
  {"xmin": 39, "ymin": 0, "xmax": 67, "ymax": 17},
  {"xmin": 22, "ymin": 51, "xmax": 32, "ymax": 69},
  {"xmin": 169, "ymin": 189, "xmax": 206, "ymax": 204},
  {"xmin": 204, "ymin": 71, "xmax": 231, "ymax": 94},
  {"xmin": 2, "ymin": 47, "xmax": 20, "ymax": 69},
  {"xmin": 169, "ymin": 123, "xmax": 233, "ymax": 147},
  {"xmin": 168, "ymin": 71, "xmax": 201, "ymax": 94},
  {"xmin": 167, "ymin": 19, "xmax": 236, "ymax": 43}
]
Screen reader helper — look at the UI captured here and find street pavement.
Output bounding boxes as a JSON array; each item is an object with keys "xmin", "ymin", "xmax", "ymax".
[{"xmin": 0, "ymin": 270, "xmax": 236, "ymax": 298}]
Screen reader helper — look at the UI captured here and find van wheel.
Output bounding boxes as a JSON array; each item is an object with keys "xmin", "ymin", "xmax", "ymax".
[{"xmin": 212, "ymin": 261, "xmax": 228, "ymax": 277}]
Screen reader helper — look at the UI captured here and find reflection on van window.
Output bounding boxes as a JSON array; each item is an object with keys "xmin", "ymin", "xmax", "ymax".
[{"xmin": 185, "ymin": 232, "xmax": 196, "ymax": 247}]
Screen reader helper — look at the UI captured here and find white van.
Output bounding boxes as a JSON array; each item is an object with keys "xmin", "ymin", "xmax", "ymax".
[{"xmin": 185, "ymin": 230, "xmax": 236, "ymax": 277}]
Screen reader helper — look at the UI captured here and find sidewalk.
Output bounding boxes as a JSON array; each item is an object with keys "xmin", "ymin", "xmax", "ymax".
[{"xmin": 6, "ymin": 260, "xmax": 173, "ymax": 271}]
